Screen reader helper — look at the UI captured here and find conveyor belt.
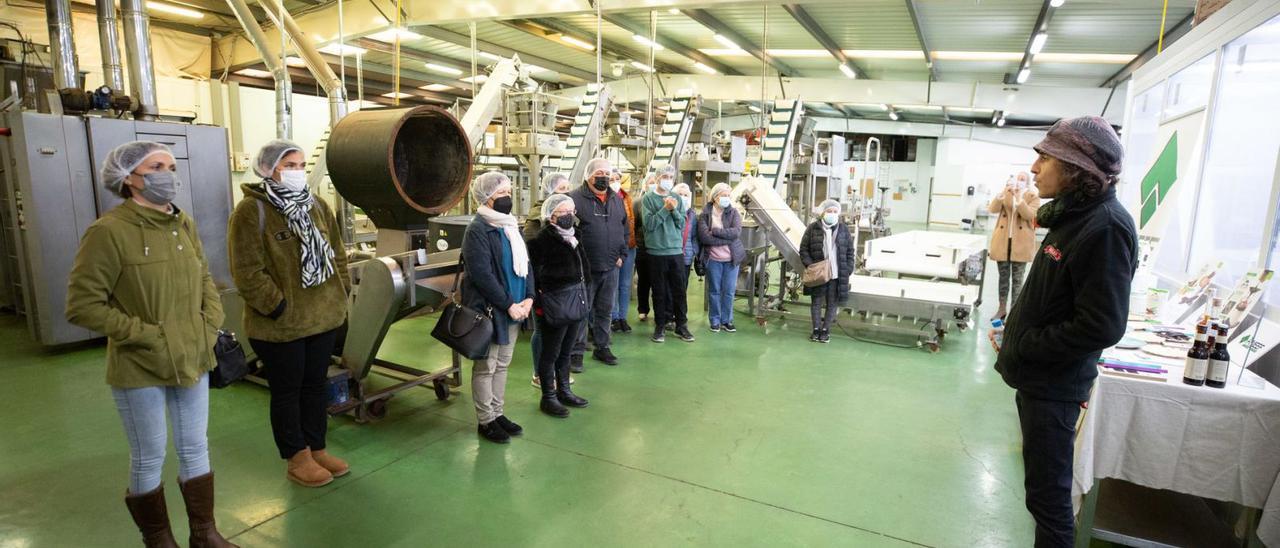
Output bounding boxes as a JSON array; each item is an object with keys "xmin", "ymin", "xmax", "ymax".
[{"xmin": 557, "ymin": 83, "xmax": 612, "ymax": 184}]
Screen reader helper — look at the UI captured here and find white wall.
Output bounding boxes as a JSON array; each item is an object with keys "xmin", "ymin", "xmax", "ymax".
[
  {"xmin": 871, "ymin": 138, "xmax": 935, "ymax": 225},
  {"xmin": 930, "ymin": 137, "xmax": 1037, "ymax": 227}
]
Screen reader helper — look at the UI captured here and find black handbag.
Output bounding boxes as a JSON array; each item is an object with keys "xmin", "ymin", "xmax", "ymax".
[
  {"xmin": 431, "ymin": 261, "xmax": 494, "ymax": 360},
  {"xmin": 210, "ymin": 330, "xmax": 249, "ymax": 389},
  {"xmin": 694, "ymin": 256, "xmax": 707, "ymax": 277},
  {"xmin": 537, "ymin": 252, "xmax": 589, "ymax": 327}
]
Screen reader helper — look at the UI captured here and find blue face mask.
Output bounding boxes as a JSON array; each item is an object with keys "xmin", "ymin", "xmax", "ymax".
[
  {"xmin": 717, "ymin": 196, "xmax": 731, "ymax": 209},
  {"xmin": 823, "ymin": 212, "xmax": 839, "ymax": 226},
  {"xmin": 679, "ymin": 196, "xmax": 689, "ymax": 211},
  {"xmin": 659, "ymin": 178, "xmax": 674, "ymax": 192}
]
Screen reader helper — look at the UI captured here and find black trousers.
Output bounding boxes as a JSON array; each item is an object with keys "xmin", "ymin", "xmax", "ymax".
[
  {"xmin": 252, "ymin": 328, "xmax": 339, "ymax": 460},
  {"xmin": 635, "ymin": 250, "xmax": 652, "ymax": 315},
  {"xmin": 649, "ymin": 253, "xmax": 688, "ymax": 328},
  {"xmin": 1016, "ymin": 391, "xmax": 1083, "ymax": 548},
  {"xmin": 536, "ymin": 316, "xmax": 580, "ymax": 394}
]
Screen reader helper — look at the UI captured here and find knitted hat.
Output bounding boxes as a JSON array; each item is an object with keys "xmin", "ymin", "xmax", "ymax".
[{"xmin": 1033, "ymin": 116, "xmax": 1123, "ymax": 184}]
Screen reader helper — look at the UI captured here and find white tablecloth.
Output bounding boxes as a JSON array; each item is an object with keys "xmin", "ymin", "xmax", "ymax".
[{"xmin": 1074, "ymin": 351, "xmax": 1280, "ymax": 545}]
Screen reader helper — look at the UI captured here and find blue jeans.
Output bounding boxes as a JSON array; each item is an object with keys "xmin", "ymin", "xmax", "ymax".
[
  {"xmin": 706, "ymin": 260, "xmax": 739, "ymax": 327},
  {"xmin": 613, "ymin": 248, "xmax": 637, "ymax": 321},
  {"xmin": 112, "ymin": 373, "xmax": 211, "ymax": 494}
]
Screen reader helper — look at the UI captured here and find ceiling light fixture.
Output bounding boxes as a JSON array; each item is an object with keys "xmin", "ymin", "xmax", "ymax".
[
  {"xmin": 233, "ymin": 68, "xmax": 272, "ymax": 78},
  {"xmin": 630, "ymin": 61, "xmax": 655, "ymax": 73},
  {"xmin": 996, "ymin": 115, "xmax": 1007, "ymax": 127},
  {"xmin": 877, "ymin": 104, "xmax": 889, "ymax": 111},
  {"xmin": 748, "ymin": 104, "xmax": 762, "ymax": 113},
  {"xmin": 713, "ymin": 34, "xmax": 742, "ymax": 51},
  {"xmin": 381, "ymin": 92, "xmax": 412, "ymax": 99},
  {"xmin": 370, "ymin": 27, "xmax": 423, "ymax": 42},
  {"xmin": 524, "ymin": 64, "xmax": 548, "ymax": 73},
  {"xmin": 478, "ymin": 51, "xmax": 502, "ymax": 61},
  {"xmin": 1030, "ymin": 32, "xmax": 1048, "ymax": 55},
  {"xmin": 559, "ymin": 34, "xmax": 596, "ymax": 51},
  {"xmin": 1016, "ymin": 67, "xmax": 1031, "ymax": 84},
  {"xmin": 147, "ymin": 2, "xmax": 203, "ymax": 19},
  {"xmin": 668, "ymin": 8, "xmax": 680, "ymax": 15},
  {"xmin": 838, "ymin": 63, "xmax": 856, "ymax": 79},
  {"xmin": 284, "ymin": 56, "xmax": 306, "ymax": 67},
  {"xmin": 318, "ymin": 44, "xmax": 366, "ymax": 56},
  {"xmin": 421, "ymin": 84, "xmax": 453, "ymax": 92},
  {"xmin": 1050, "ymin": 0, "xmax": 1066, "ymax": 7},
  {"xmin": 424, "ymin": 62, "xmax": 464, "ymax": 76},
  {"xmin": 693, "ymin": 62, "xmax": 717, "ymax": 74},
  {"xmin": 888, "ymin": 109, "xmax": 900, "ymax": 121},
  {"xmin": 461, "ymin": 75, "xmax": 488, "ymax": 83},
  {"xmin": 632, "ymin": 35, "xmax": 665, "ymax": 51}
]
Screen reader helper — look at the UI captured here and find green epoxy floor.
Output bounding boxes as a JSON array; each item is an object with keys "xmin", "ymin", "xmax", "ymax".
[{"xmin": 0, "ymin": 261, "xmax": 1034, "ymax": 547}]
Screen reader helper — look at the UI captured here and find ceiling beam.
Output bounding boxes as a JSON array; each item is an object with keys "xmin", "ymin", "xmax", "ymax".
[
  {"xmin": 902, "ymin": 0, "xmax": 938, "ymax": 81},
  {"xmin": 410, "ymin": 25, "xmax": 596, "ymax": 83},
  {"xmin": 601, "ymin": 14, "xmax": 741, "ymax": 76},
  {"xmin": 781, "ymin": 5, "xmax": 868, "ymax": 80},
  {"xmin": 525, "ymin": 17, "xmax": 685, "ymax": 75},
  {"xmin": 1100, "ymin": 12, "xmax": 1195, "ymax": 88},
  {"xmin": 1008, "ymin": 0, "xmax": 1062, "ymax": 85},
  {"xmin": 499, "ymin": 19, "xmax": 680, "ymax": 75},
  {"xmin": 682, "ymin": 8, "xmax": 797, "ymax": 77},
  {"xmin": 352, "ymin": 38, "xmax": 478, "ymax": 87}
]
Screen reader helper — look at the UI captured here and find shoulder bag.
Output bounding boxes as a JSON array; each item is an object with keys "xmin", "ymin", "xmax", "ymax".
[
  {"xmin": 537, "ymin": 250, "xmax": 590, "ymax": 327},
  {"xmin": 431, "ymin": 258, "xmax": 494, "ymax": 360},
  {"xmin": 210, "ymin": 330, "xmax": 250, "ymax": 388}
]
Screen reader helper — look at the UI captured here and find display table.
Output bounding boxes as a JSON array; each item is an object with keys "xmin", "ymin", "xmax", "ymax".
[{"xmin": 1073, "ymin": 350, "xmax": 1280, "ymax": 546}]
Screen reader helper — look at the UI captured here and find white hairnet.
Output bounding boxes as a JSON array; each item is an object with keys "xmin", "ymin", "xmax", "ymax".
[
  {"xmin": 542, "ymin": 172, "xmax": 569, "ymax": 195},
  {"xmin": 542, "ymin": 193, "xmax": 575, "ymax": 221},
  {"xmin": 709, "ymin": 183, "xmax": 733, "ymax": 201},
  {"xmin": 253, "ymin": 139, "xmax": 304, "ymax": 179},
  {"xmin": 819, "ymin": 199, "xmax": 842, "ymax": 214},
  {"xmin": 100, "ymin": 141, "xmax": 176, "ymax": 198},
  {"xmin": 655, "ymin": 164, "xmax": 676, "ymax": 179},
  {"xmin": 673, "ymin": 182, "xmax": 691, "ymax": 196},
  {"xmin": 584, "ymin": 157, "xmax": 612, "ymax": 181},
  {"xmin": 471, "ymin": 171, "xmax": 511, "ymax": 205}
]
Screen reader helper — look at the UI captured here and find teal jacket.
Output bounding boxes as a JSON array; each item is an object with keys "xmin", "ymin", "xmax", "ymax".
[{"xmin": 641, "ymin": 191, "xmax": 685, "ymax": 256}]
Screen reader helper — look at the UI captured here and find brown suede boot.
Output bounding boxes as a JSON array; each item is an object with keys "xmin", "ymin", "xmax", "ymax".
[
  {"xmin": 178, "ymin": 472, "xmax": 238, "ymax": 548},
  {"xmin": 124, "ymin": 486, "xmax": 180, "ymax": 548},
  {"xmin": 286, "ymin": 448, "xmax": 333, "ymax": 487},
  {"xmin": 311, "ymin": 449, "xmax": 349, "ymax": 478}
]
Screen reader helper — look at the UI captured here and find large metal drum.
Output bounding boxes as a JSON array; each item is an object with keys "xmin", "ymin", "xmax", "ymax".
[{"xmin": 327, "ymin": 106, "xmax": 472, "ymax": 229}]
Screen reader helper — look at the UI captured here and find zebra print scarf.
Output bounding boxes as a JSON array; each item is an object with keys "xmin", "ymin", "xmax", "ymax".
[{"xmin": 262, "ymin": 179, "xmax": 335, "ymax": 288}]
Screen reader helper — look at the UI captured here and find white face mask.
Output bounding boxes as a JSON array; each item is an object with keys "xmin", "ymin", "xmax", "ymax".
[
  {"xmin": 823, "ymin": 212, "xmax": 839, "ymax": 226},
  {"xmin": 609, "ymin": 181, "xmax": 621, "ymax": 193},
  {"xmin": 278, "ymin": 170, "xmax": 308, "ymax": 193},
  {"xmin": 678, "ymin": 195, "xmax": 690, "ymax": 211},
  {"xmin": 659, "ymin": 178, "xmax": 674, "ymax": 192}
]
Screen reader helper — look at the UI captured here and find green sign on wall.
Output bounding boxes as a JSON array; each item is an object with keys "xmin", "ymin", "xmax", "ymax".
[{"xmin": 1140, "ymin": 133, "xmax": 1179, "ymax": 228}]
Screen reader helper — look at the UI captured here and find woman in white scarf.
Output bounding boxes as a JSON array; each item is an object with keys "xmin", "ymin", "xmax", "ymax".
[{"xmin": 799, "ymin": 199, "xmax": 853, "ymax": 343}]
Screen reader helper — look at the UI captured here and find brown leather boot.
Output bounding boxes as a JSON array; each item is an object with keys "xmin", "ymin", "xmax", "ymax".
[
  {"xmin": 124, "ymin": 486, "xmax": 180, "ymax": 548},
  {"xmin": 178, "ymin": 472, "xmax": 238, "ymax": 548},
  {"xmin": 286, "ymin": 448, "xmax": 333, "ymax": 487},
  {"xmin": 310, "ymin": 449, "xmax": 349, "ymax": 478}
]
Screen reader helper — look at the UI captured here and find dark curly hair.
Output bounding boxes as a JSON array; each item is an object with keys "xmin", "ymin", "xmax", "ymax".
[{"xmin": 1058, "ymin": 161, "xmax": 1112, "ymax": 199}]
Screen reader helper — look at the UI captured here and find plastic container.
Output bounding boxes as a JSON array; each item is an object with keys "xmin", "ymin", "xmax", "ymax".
[{"xmin": 991, "ymin": 318, "xmax": 1005, "ymax": 348}]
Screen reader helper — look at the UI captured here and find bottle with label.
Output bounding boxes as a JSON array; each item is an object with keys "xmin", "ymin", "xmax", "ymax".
[
  {"xmin": 1183, "ymin": 324, "xmax": 1210, "ymax": 386},
  {"xmin": 991, "ymin": 319, "xmax": 1005, "ymax": 349},
  {"xmin": 1206, "ymin": 324, "xmax": 1231, "ymax": 389}
]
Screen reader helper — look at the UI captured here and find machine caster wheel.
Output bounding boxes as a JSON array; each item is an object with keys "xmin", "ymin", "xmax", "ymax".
[
  {"xmin": 365, "ymin": 398, "xmax": 389, "ymax": 420},
  {"xmin": 433, "ymin": 380, "xmax": 450, "ymax": 401}
]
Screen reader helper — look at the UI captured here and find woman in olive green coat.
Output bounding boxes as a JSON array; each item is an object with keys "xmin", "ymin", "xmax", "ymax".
[
  {"xmin": 65, "ymin": 141, "xmax": 236, "ymax": 548},
  {"xmin": 228, "ymin": 139, "xmax": 350, "ymax": 488}
]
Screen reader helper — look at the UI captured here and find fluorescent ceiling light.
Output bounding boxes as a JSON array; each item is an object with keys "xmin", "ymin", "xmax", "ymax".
[
  {"xmin": 877, "ymin": 104, "xmax": 889, "ymax": 111},
  {"xmin": 1050, "ymin": 0, "xmax": 1065, "ymax": 7},
  {"xmin": 897, "ymin": 104, "xmax": 942, "ymax": 112},
  {"xmin": 712, "ymin": 34, "xmax": 741, "ymax": 51},
  {"xmin": 559, "ymin": 34, "xmax": 595, "ymax": 51},
  {"xmin": 747, "ymin": 105, "xmax": 761, "ymax": 113},
  {"xmin": 234, "ymin": 68, "xmax": 272, "ymax": 78},
  {"xmin": 633, "ymin": 35, "xmax": 665, "ymax": 51},
  {"xmin": 424, "ymin": 63, "xmax": 464, "ymax": 76},
  {"xmin": 888, "ymin": 110, "xmax": 900, "ymax": 121},
  {"xmin": 668, "ymin": 8, "xmax": 680, "ymax": 15},
  {"xmin": 838, "ymin": 63, "xmax": 856, "ymax": 79},
  {"xmin": 630, "ymin": 61, "xmax": 655, "ymax": 73},
  {"xmin": 1030, "ymin": 32, "xmax": 1048, "ymax": 55},
  {"xmin": 1017, "ymin": 68, "xmax": 1031, "ymax": 83},
  {"xmin": 369, "ymin": 27, "xmax": 423, "ymax": 42},
  {"xmin": 284, "ymin": 56, "xmax": 306, "ymax": 67},
  {"xmin": 524, "ymin": 64, "xmax": 548, "ymax": 73},
  {"xmin": 945, "ymin": 106, "xmax": 992, "ymax": 115},
  {"xmin": 1036, "ymin": 52, "xmax": 1134, "ymax": 64},
  {"xmin": 461, "ymin": 74, "xmax": 488, "ymax": 83},
  {"xmin": 420, "ymin": 84, "xmax": 453, "ymax": 92},
  {"xmin": 381, "ymin": 92, "xmax": 412, "ymax": 99},
  {"xmin": 478, "ymin": 51, "xmax": 502, "ymax": 61},
  {"xmin": 693, "ymin": 62, "xmax": 717, "ymax": 74},
  {"xmin": 147, "ymin": 2, "xmax": 203, "ymax": 19},
  {"xmin": 318, "ymin": 43, "xmax": 366, "ymax": 56},
  {"xmin": 996, "ymin": 116, "xmax": 1007, "ymax": 127},
  {"xmin": 932, "ymin": 51, "xmax": 1023, "ymax": 61},
  {"xmin": 844, "ymin": 49, "xmax": 924, "ymax": 60}
]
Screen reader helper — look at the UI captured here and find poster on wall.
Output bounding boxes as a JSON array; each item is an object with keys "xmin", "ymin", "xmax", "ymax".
[
  {"xmin": 1161, "ymin": 260, "xmax": 1225, "ymax": 325},
  {"xmin": 1137, "ymin": 111, "xmax": 1207, "ymax": 239}
]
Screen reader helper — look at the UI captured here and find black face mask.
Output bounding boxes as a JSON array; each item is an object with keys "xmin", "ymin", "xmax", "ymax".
[
  {"xmin": 492, "ymin": 196, "xmax": 513, "ymax": 215},
  {"xmin": 592, "ymin": 176, "xmax": 609, "ymax": 191},
  {"xmin": 554, "ymin": 215, "xmax": 574, "ymax": 229}
]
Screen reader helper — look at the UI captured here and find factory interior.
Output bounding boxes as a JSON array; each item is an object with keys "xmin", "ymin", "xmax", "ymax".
[{"xmin": 3, "ymin": 0, "xmax": 1280, "ymax": 546}]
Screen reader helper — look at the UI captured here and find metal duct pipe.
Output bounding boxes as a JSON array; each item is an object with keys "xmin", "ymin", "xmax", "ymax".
[
  {"xmin": 96, "ymin": 0, "xmax": 127, "ymax": 92},
  {"xmin": 225, "ymin": 0, "xmax": 291, "ymax": 139},
  {"xmin": 44, "ymin": 0, "xmax": 77, "ymax": 90},
  {"xmin": 120, "ymin": 0, "xmax": 159, "ymax": 119},
  {"xmin": 264, "ymin": 6, "xmax": 348, "ymax": 126}
]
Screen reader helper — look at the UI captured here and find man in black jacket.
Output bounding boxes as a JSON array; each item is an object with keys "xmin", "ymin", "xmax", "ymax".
[
  {"xmin": 568, "ymin": 158, "xmax": 630, "ymax": 369},
  {"xmin": 992, "ymin": 116, "xmax": 1137, "ymax": 548}
]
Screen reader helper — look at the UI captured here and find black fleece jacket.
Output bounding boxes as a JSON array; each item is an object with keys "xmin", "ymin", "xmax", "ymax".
[
  {"xmin": 995, "ymin": 186, "xmax": 1137, "ymax": 402},
  {"xmin": 529, "ymin": 225, "xmax": 592, "ymax": 294}
]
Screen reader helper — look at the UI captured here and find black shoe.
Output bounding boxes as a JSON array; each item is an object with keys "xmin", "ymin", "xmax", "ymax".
[
  {"xmin": 619, "ymin": 320, "xmax": 633, "ymax": 333},
  {"xmin": 722, "ymin": 323, "xmax": 737, "ymax": 333},
  {"xmin": 570, "ymin": 354, "xmax": 584, "ymax": 374},
  {"xmin": 557, "ymin": 389, "xmax": 589, "ymax": 408},
  {"xmin": 675, "ymin": 326, "xmax": 695, "ymax": 342},
  {"xmin": 610, "ymin": 320, "xmax": 622, "ymax": 333},
  {"xmin": 819, "ymin": 329, "xmax": 831, "ymax": 343},
  {"xmin": 709, "ymin": 324, "xmax": 721, "ymax": 333},
  {"xmin": 494, "ymin": 415, "xmax": 523, "ymax": 436},
  {"xmin": 651, "ymin": 327, "xmax": 665, "ymax": 343},
  {"xmin": 478, "ymin": 421, "xmax": 510, "ymax": 444},
  {"xmin": 540, "ymin": 396, "xmax": 570, "ymax": 418},
  {"xmin": 593, "ymin": 347, "xmax": 619, "ymax": 366},
  {"xmin": 810, "ymin": 329, "xmax": 820, "ymax": 342}
]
